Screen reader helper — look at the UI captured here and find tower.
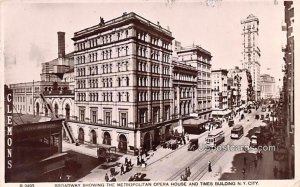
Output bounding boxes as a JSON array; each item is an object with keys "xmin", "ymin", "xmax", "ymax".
[{"xmin": 241, "ymin": 14, "xmax": 261, "ymax": 101}]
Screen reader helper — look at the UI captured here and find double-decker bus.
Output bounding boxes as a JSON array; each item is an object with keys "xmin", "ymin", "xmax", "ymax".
[
  {"xmin": 231, "ymin": 125, "xmax": 244, "ymax": 139},
  {"xmin": 205, "ymin": 129, "xmax": 225, "ymax": 148}
]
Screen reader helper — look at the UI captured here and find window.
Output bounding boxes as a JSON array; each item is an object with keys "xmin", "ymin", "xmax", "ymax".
[
  {"xmin": 139, "ymin": 109, "xmax": 147, "ymax": 123},
  {"xmin": 164, "ymin": 106, "xmax": 170, "ymax": 120},
  {"xmin": 126, "ymin": 77, "xmax": 129, "ymax": 86},
  {"xmin": 80, "ymin": 108, "xmax": 85, "ymax": 121},
  {"xmin": 117, "ymin": 77, "xmax": 121, "ymax": 87},
  {"xmin": 91, "ymin": 109, "xmax": 97, "ymax": 123},
  {"xmin": 126, "ymin": 92, "xmax": 129, "ymax": 101},
  {"xmin": 153, "ymin": 108, "xmax": 159, "ymax": 123},
  {"xmin": 118, "ymin": 92, "xmax": 122, "ymax": 102},
  {"xmin": 120, "ymin": 112, "xmax": 127, "ymax": 126},
  {"xmin": 105, "ymin": 111, "xmax": 111, "ymax": 125}
]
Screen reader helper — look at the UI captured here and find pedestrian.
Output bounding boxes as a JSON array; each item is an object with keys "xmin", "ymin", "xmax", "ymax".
[
  {"xmin": 105, "ymin": 173, "xmax": 109, "ymax": 182},
  {"xmin": 126, "ymin": 163, "xmax": 129, "ymax": 172},
  {"xmin": 180, "ymin": 175, "xmax": 184, "ymax": 181},
  {"xmin": 208, "ymin": 161, "xmax": 212, "ymax": 172},
  {"xmin": 273, "ymin": 166, "xmax": 278, "ymax": 178},
  {"xmin": 137, "ymin": 156, "xmax": 140, "ymax": 166},
  {"xmin": 182, "ymin": 135, "xmax": 186, "ymax": 145},
  {"xmin": 129, "ymin": 159, "xmax": 132, "ymax": 166},
  {"xmin": 187, "ymin": 167, "xmax": 191, "ymax": 177},
  {"xmin": 120, "ymin": 164, "xmax": 124, "ymax": 175},
  {"xmin": 185, "ymin": 168, "xmax": 189, "ymax": 178},
  {"xmin": 125, "ymin": 157, "xmax": 128, "ymax": 165},
  {"xmin": 244, "ymin": 156, "xmax": 247, "ymax": 166}
]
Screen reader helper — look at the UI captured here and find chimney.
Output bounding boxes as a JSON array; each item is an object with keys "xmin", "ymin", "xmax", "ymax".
[{"xmin": 57, "ymin": 32, "xmax": 65, "ymax": 58}]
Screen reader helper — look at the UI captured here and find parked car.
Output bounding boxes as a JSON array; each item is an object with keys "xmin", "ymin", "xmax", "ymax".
[{"xmin": 188, "ymin": 139, "xmax": 199, "ymax": 151}]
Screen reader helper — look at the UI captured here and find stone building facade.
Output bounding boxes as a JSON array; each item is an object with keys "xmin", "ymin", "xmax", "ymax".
[{"xmin": 70, "ymin": 12, "xmax": 175, "ymax": 154}]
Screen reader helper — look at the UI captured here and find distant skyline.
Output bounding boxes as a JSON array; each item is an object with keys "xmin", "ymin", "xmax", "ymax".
[{"xmin": 3, "ymin": 0, "xmax": 285, "ymax": 86}]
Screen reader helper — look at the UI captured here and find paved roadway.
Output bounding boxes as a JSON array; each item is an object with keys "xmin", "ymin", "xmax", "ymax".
[
  {"xmin": 76, "ymin": 107, "xmax": 270, "ymax": 182},
  {"xmin": 136, "ymin": 108, "xmax": 268, "ymax": 181}
]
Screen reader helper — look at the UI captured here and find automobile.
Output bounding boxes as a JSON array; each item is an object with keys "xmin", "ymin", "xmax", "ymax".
[
  {"xmin": 188, "ymin": 139, "xmax": 199, "ymax": 151},
  {"xmin": 214, "ymin": 120, "xmax": 222, "ymax": 129},
  {"xmin": 260, "ymin": 114, "xmax": 264, "ymax": 120}
]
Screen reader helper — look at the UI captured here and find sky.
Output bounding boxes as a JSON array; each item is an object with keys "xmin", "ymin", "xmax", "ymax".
[{"xmin": 2, "ymin": 0, "xmax": 285, "ymax": 86}]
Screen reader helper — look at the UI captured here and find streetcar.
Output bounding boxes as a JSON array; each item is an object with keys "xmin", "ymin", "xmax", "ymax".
[
  {"xmin": 231, "ymin": 125, "xmax": 244, "ymax": 139},
  {"xmin": 205, "ymin": 129, "xmax": 225, "ymax": 148}
]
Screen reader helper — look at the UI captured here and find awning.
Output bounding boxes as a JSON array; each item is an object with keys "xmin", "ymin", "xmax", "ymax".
[
  {"xmin": 183, "ymin": 118, "xmax": 207, "ymax": 127},
  {"xmin": 211, "ymin": 110, "xmax": 232, "ymax": 116}
]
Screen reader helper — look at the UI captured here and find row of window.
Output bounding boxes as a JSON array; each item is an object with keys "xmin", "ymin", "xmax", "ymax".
[
  {"xmin": 14, "ymin": 96, "xmax": 33, "ymax": 105},
  {"xmin": 162, "ymin": 53, "xmax": 170, "ymax": 63},
  {"xmin": 77, "ymin": 62, "xmax": 129, "ymax": 77},
  {"xmin": 138, "ymin": 61, "xmax": 170, "ymax": 75},
  {"xmin": 139, "ymin": 106, "xmax": 170, "ymax": 124},
  {"xmin": 79, "ymin": 108, "xmax": 128, "ymax": 127},
  {"xmin": 76, "ymin": 46, "xmax": 129, "ymax": 64},
  {"xmin": 138, "ymin": 61, "xmax": 147, "ymax": 72},
  {"xmin": 178, "ymin": 55, "xmax": 211, "ymax": 64},
  {"xmin": 138, "ymin": 91, "xmax": 171, "ymax": 102},
  {"xmin": 151, "ymin": 64, "xmax": 160, "ymax": 74},
  {"xmin": 137, "ymin": 45, "xmax": 147, "ymax": 57},
  {"xmin": 76, "ymin": 30, "xmax": 130, "ymax": 51},
  {"xmin": 77, "ymin": 92, "xmax": 129, "ymax": 102},
  {"xmin": 162, "ymin": 66, "xmax": 170, "ymax": 75},
  {"xmin": 137, "ymin": 76, "xmax": 170, "ymax": 87},
  {"xmin": 77, "ymin": 76, "xmax": 130, "ymax": 89},
  {"xmin": 150, "ymin": 49, "xmax": 160, "ymax": 60},
  {"xmin": 136, "ymin": 30, "xmax": 171, "ymax": 49},
  {"xmin": 162, "ymin": 78, "xmax": 170, "ymax": 87},
  {"xmin": 13, "ymin": 87, "xmax": 39, "ymax": 93},
  {"xmin": 199, "ymin": 72, "xmax": 211, "ymax": 78},
  {"xmin": 174, "ymin": 73, "xmax": 196, "ymax": 81}
]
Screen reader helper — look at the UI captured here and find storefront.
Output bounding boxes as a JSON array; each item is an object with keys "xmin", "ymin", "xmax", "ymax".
[{"xmin": 7, "ymin": 119, "xmax": 66, "ymax": 182}]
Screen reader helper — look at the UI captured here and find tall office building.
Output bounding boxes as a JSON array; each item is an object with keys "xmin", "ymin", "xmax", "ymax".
[
  {"xmin": 176, "ymin": 45, "xmax": 212, "ymax": 120},
  {"xmin": 71, "ymin": 12, "xmax": 174, "ymax": 154},
  {"xmin": 241, "ymin": 14, "xmax": 261, "ymax": 101}
]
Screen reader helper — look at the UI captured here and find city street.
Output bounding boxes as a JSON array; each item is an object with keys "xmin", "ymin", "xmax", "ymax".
[{"xmin": 68, "ymin": 106, "xmax": 282, "ymax": 182}]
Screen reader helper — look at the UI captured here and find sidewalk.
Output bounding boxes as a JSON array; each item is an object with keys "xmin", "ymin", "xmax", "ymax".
[
  {"xmin": 201, "ymin": 143, "xmax": 288, "ymax": 180},
  {"xmin": 72, "ymin": 132, "xmax": 207, "ymax": 182}
]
